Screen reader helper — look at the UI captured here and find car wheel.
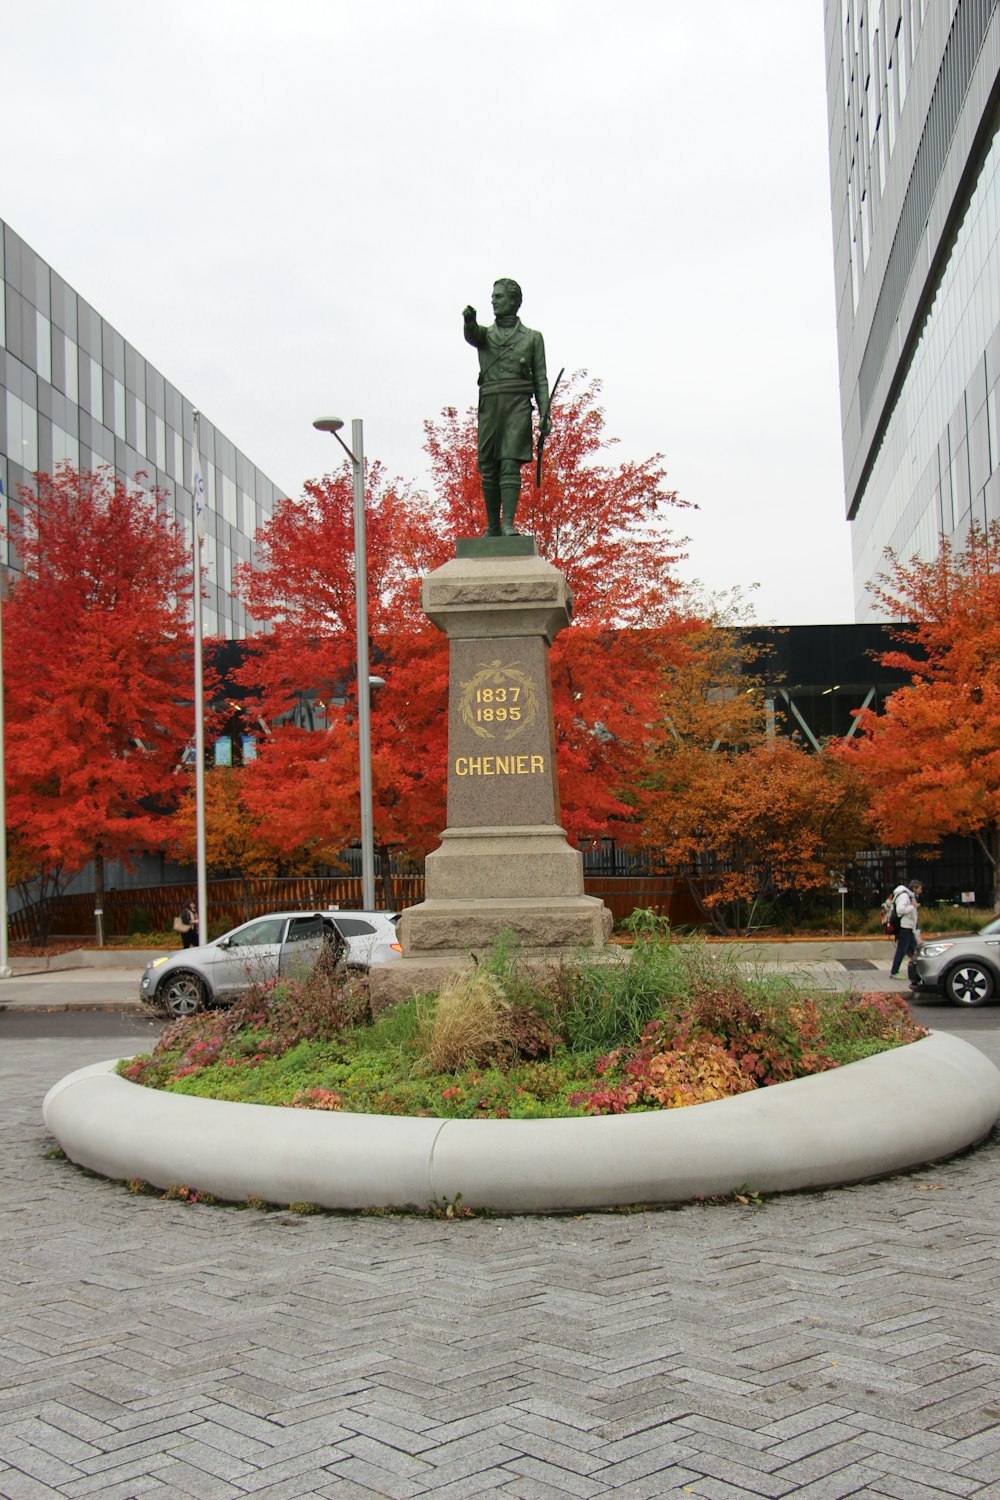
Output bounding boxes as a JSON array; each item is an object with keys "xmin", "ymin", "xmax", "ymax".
[
  {"xmin": 159, "ymin": 971, "xmax": 207, "ymax": 1018},
  {"xmin": 944, "ymin": 962, "xmax": 995, "ymax": 1007}
]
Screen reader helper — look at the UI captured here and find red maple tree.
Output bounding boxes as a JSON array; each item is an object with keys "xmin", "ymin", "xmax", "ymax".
[
  {"xmin": 424, "ymin": 375, "xmax": 695, "ymax": 843},
  {"xmin": 234, "ymin": 464, "xmax": 452, "ymax": 895},
  {"xmin": 3, "ymin": 467, "xmax": 210, "ymax": 934},
  {"xmin": 834, "ymin": 520, "xmax": 1000, "ymax": 906}
]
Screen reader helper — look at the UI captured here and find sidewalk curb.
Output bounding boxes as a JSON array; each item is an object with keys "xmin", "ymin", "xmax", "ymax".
[
  {"xmin": 43, "ymin": 1033, "xmax": 1000, "ymax": 1213},
  {"xmin": 6, "ymin": 949, "xmax": 170, "ymax": 974},
  {"xmin": 0, "ymin": 1001, "xmax": 151, "ymax": 1015}
]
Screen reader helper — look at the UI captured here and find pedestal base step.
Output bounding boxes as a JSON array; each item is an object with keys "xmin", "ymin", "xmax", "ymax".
[{"xmin": 400, "ymin": 895, "xmax": 613, "ymax": 956}]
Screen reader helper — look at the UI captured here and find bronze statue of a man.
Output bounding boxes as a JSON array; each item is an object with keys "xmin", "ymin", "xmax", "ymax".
[{"xmin": 462, "ymin": 279, "xmax": 550, "ymax": 537}]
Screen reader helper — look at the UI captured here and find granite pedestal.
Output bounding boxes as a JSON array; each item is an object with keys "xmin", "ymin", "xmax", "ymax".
[{"xmin": 369, "ymin": 543, "xmax": 612, "ymax": 1010}]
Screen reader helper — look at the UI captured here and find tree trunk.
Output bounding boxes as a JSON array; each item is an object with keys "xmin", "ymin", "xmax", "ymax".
[
  {"xmin": 93, "ymin": 847, "xmax": 105, "ymax": 946},
  {"xmin": 15, "ymin": 879, "xmax": 41, "ymax": 947},
  {"xmin": 376, "ymin": 843, "xmax": 396, "ymax": 913},
  {"xmin": 683, "ymin": 873, "xmax": 729, "ymax": 936},
  {"xmin": 978, "ymin": 822, "xmax": 1000, "ymax": 911}
]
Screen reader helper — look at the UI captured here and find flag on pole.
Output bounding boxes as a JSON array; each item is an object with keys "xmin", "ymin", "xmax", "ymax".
[{"xmin": 192, "ymin": 440, "xmax": 206, "ymax": 541}]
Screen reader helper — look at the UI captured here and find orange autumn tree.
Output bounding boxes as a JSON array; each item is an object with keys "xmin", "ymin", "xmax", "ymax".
[
  {"xmin": 642, "ymin": 604, "xmax": 873, "ymax": 933},
  {"xmin": 3, "ymin": 467, "xmax": 210, "ymax": 938},
  {"xmin": 424, "ymin": 374, "xmax": 695, "ymax": 843},
  {"xmin": 835, "ymin": 520, "xmax": 1000, "ymax": 908},
  {"xmin": 233, "ymin": 463, "xmax": 452, "ymax": 895},
  {"xmin": 172, "ymin": 767, "xmax": 312, "ymax": 879}
]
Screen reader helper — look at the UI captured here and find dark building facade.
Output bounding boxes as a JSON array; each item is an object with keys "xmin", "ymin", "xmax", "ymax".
[
  {"xmin": 0, "ymin": 217, "xmax": 284, "ymax": 638},
  {"xmin": 824, "ymin": 0, "xmax": 1000, "ymax": 617}
]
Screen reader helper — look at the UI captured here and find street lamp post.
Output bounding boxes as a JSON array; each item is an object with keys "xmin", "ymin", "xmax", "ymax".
[{"xmin": 313, "ymin": 416, "xmax": 376, "ymax": 911}]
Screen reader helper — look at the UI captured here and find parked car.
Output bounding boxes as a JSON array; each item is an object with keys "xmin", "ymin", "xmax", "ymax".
[
  {"xmin": 908, "ymin": 915, "xmax": 1000, "ymax": 1006},
  {"xmin": 140, "ymin": 909, "xmax": 402, "ymax": 1018},
  {"xmin": 323, "ymin": 909, "xmax": 402, "ymax": 971}
]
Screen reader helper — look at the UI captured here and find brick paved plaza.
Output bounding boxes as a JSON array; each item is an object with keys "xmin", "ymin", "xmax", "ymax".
[{"xmin": 3, "ymin": 1014, "xmax": 1000, "ymax": 1499}]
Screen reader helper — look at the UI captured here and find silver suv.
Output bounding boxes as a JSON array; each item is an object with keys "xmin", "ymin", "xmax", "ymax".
[
  {"xmin": 908, "ymin": 916, "xmax": 1000, "ymax": 1006},
  {"xmin": 140, "ymin": 909, "xmax": 401, "ymax": 1018}
]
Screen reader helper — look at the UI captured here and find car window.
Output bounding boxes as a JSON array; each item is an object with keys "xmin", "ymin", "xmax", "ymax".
[
  {"xmin": 285, "ymin": 916, "xmax": 326, "ymax": 944},
  {"xmin": 228, "ymin": 918, "xmax": 286, "ymax": 948},
  {"xmin": 333, "ymin": 918, "xmax": 376, "ymax": 937},
  {"xmin": 979, "ymin": 917, "xmax": 1000, "ymax": 937}
]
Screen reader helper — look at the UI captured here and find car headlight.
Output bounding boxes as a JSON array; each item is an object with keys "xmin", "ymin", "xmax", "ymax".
[
  {"xmin": 918, "ymin": 942, "xmax": 955, "ymax": 957},
  {"xmin": 147, "ymin": 956, "xmax": 171, "ymax": 970}
]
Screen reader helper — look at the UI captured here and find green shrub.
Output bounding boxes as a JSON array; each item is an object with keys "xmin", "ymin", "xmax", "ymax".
[
  {"xmin": 924, "ymin": 904, "xmax": 996, "ymax": 933},
  {"xmin": 549, "ymin": 912, "xmax": 676, "ymax": 1052},
  {"xmin": 814, "ymin": 990, "xmax": 928, "ymax": 1064},
  {"xmin": 127, "ymin": 907, "xmax": 153, "ymax": 935},
  {"xmin": 109, "ymin": 929, "xmax": 182, "ymax": 949}
]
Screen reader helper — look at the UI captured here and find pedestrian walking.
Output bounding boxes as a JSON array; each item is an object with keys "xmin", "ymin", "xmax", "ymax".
[
  {"xmin": 888, "ymin": 880, "xmax": 922, "ymax": 978},
  {"xmin": 175, "ymin": 902, "xmax": 199, "ymax": 948}
]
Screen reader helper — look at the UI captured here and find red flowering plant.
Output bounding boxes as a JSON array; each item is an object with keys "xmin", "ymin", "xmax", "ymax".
[
  {"xmin": 120, "ymin": 960, "xmax": 370, "ymax": 1090},
  {"xmin": 568, "ymin": 1033, "xmax": 755, "ymax": 1115}
]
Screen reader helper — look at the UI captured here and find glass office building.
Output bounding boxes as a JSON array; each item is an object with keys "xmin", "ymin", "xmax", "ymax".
[
  {"xmin": 0, "ymin": 216, "xmax": 283, "ymax": 637},
  {"xmin": 825, "ymin": 0, "xmax": 1000, "ymax": 617}
]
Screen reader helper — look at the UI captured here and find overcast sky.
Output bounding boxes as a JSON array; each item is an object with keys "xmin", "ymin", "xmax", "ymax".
[{"xmin": 3, "ymin": 1, "xmax": 855, "ymax": 624}]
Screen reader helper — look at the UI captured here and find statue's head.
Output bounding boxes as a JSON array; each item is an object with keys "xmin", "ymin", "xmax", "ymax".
[{"xmin": 492, "ymin": 278, "xmax": 523, "ymax": 315}]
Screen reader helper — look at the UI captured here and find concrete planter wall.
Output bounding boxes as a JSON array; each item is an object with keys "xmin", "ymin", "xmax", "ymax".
[{"xmin": 43, "ymin": 1032, "xmax": 1000, "ymax": 1215}]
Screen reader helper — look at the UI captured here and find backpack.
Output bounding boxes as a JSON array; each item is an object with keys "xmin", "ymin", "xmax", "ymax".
[{"xmin": 880, "ymin": 894, "xmax": 901, "ymax": 935}]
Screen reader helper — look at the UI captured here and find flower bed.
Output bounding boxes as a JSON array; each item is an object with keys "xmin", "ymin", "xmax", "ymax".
[{"xmin": 123, "ymin": 925, "xmax": 927, "ymax": 1121}]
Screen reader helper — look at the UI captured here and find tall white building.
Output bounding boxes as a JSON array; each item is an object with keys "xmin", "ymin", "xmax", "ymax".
[{"xmin": 824, "ymin": 0, "xmax": 1000, "ymax": 616}]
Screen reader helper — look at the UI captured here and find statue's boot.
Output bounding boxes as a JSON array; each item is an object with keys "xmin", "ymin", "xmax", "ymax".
[
  {"xmin": 500, "ymin": 483, "xmax": 521, "ymax": 536},
  {"xmin": 481, "ymin": 481, "xmax": 501, "ymax": 537}
]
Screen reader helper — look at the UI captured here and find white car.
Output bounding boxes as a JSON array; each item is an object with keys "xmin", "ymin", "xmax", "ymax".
[
  {"xmin": 140, "ymin": 909, "xmax": 402, "ymax": 1018},
  {"xmin": 324, "ymin": 909, "xmax": 402, "ymax": 970}
]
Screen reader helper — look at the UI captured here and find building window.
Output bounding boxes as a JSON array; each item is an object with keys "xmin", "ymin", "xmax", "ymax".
[
  {"xmin": 36, "ymin": 310, "xmax": 52, "ymax": 383},
  {"xmin": 89, "ymin": 356, "xmax": 104, "ymax": 424},
  {"xmin": 63, "ymin": 333, "xmax": 78, "ymax": 404},
  {"xmin": 221, "ymin": 474, "xmax": 237, "ymax": 526},
  {"xmin": 6, "ymin": 390, "xmax": 38, "ymax": 471},
  {"xmin": 112, "ymin": 377, "xmax": 126, "ymax": 440},
  {"xmin": 943, "ymin": 435, "xmax": 956, "ymax": 534},
  {"xmin": 52, "ymin": 423, "xmax": 80, "ymax": 469}
]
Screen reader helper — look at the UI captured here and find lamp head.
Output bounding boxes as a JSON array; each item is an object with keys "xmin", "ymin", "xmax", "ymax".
[{"xmin": 313, "ymin": 417, "xmax": 345, "ymax": 434}]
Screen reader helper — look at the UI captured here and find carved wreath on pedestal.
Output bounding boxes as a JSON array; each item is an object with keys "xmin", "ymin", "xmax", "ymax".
[{"xmin": 458, "ymin": 659, "xmax": 539, "ymax": 741}]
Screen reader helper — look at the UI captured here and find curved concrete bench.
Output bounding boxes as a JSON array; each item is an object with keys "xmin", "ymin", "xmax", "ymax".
[{"xmin": 43, "ymin": 1032, "xmax": 1000, "ymax": 1214}]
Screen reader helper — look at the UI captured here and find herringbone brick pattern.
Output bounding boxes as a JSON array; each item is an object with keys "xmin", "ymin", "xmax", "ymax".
[{"xmin": 3, "ymin": 1029, "xmax": 1000, "ymax": 1498}]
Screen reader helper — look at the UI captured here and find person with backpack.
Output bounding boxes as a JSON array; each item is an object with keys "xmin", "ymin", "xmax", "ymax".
[{"xmin": 887, "ymin": 880, "xmax": 922, "ymax": 979}]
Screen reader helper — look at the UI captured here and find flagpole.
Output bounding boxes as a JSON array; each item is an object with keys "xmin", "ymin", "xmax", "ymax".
[{"xmin": 191, "ymin": 412, "xmax": 208, "ymax": 947}]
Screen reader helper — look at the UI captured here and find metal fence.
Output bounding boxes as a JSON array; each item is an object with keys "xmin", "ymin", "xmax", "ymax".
[{"xmin": 9, "ymin": 873, "xmax": 702, "ymax": 941}]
